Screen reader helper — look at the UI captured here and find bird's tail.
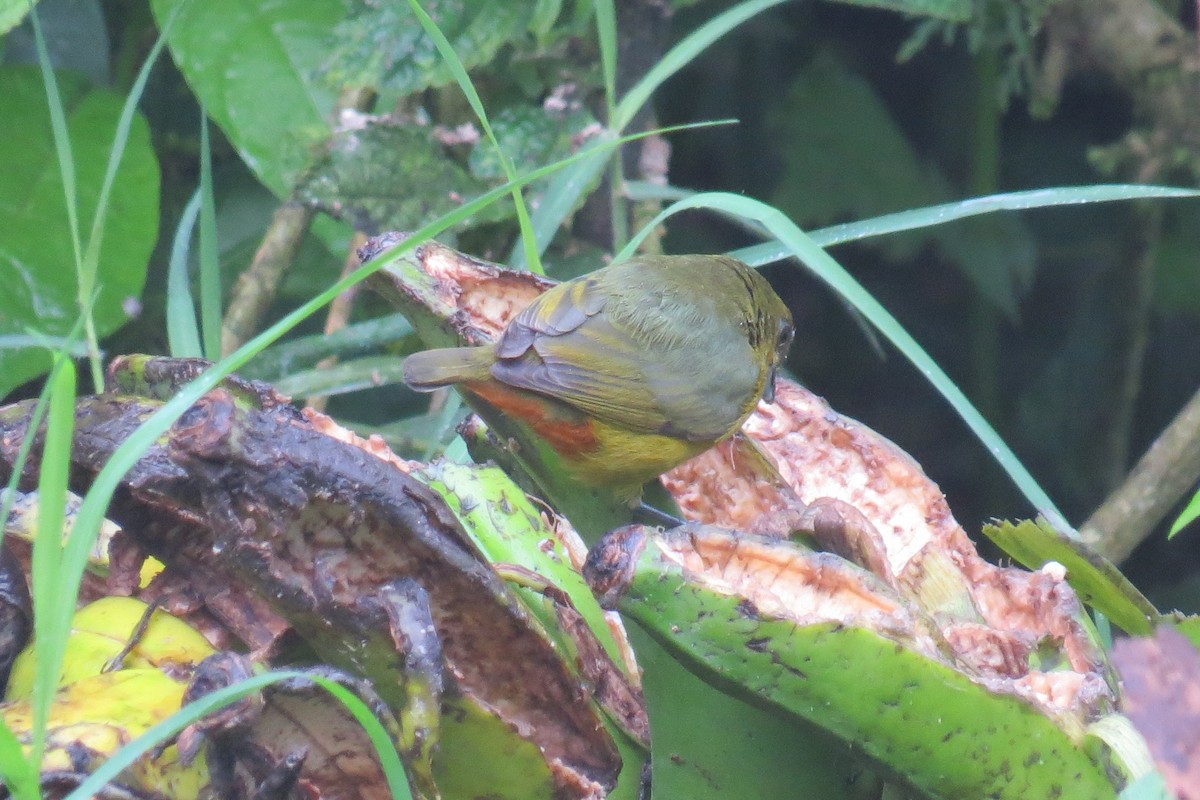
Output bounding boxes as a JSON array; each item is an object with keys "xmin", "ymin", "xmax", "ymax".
[{"xmin": 403, "ymin": 345, "xmax": 495, "ymax": 390}]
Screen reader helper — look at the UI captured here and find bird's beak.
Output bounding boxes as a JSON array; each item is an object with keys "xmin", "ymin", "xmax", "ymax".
[{"xmin": 763, "ymin": 365, "xmax": 778, "ymax": 404}]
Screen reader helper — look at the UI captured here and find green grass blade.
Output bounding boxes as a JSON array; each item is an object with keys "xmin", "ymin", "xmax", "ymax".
[
  {"xmin": 624, "ymin": 180, "xmax": 700, "ymax": 203},
  {"xmin": 618, "ymin": 192, "xmax": 1071, "ymax": 528},
  {"xmin": 243, "ymin": 313, "xmax": 414, "ymax": 382},
  {"xmin": 1169, "ymin": 487, "xmax": 1200, "ymax": 538},
  {"xmin": 78, "ymin": 11, "xmax": 174, "ymax": 287},
  {"xmin": 63, "ymin": 670, "xmax": 413, "ymax": 800},
  {"xmin": 74, "ymin": 12, "xmax": 175, "ymax": 389},
  {"xmin": 0, "ymin": 346, "xmax": 69, "ymax": 800},
  {"xmin": 309, "ymin": 675, "xmax": 415, "ymax": 800},
  {"xmin": 242, "ymin": 314, "xmax": 413, "ymax": 382},
  {"xmin": 613, "ymin": 0, "xmax": 787, "ymax": 130},
  {"xmin": 513, "ymin": 119, "xmax": 736, "ymax": 267},
  {"xmin": 198, "ymin": 109, "xmax": 223, "ymax": 360},
  {"xmin": 29, "ymin": 359, "xmax": 76, "ymax": 767},
  {"xmin": 0, "ymin": 719, "xmax": 38, "ymax": 800},
  {"xmin": 29, "ymin": 5, "xmax": 82, "ymax": 271},
  {"xmin": 166, "ymin": 189, "xmax": 204, "ymax": 357},
  {"xmin": 420, "ymin": 391, "xmax": 464, "ymax": 462},
  {"xmin": 732, "ymin": 184, "xmax": 1200, "ymax": 264},
  {"xmin": 0, "ymin": 335, "xmax": 90, "ymax": 356},
  {"xmin": 511, "ymin": 137, "xmax": 613, "ymax": 267},
  {"xmin": 406, "ymin": 0, "xmax": 541, "ymax": 273},
  {"xmin": 273, "ymin": 354, "xmax": 406, "ymax": 398},
  {"xmin": 0, "ymin": 314, "xmax": 88, "ymax": 547}
]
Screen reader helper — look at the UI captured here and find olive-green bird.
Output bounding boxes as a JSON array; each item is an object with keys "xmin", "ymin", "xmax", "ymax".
[{"xmin": 404, "ymin": 255, "xmax": 794, "ymax": 503}]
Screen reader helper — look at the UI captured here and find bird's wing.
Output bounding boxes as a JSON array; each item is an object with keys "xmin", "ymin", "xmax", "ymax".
[{"xmin": 492, "ymin": 277, "xmax": 753, "ymax": 439}]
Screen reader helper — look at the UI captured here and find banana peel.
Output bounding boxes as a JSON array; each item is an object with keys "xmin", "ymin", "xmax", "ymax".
[
  {"xmin": 0, "ymin": 388, "xmax": 627, "ymax": 800},
  {"xmin": 585, "ymin": 523, "xmax": 1126, "ymax": 799},
  {"xmin": 7, "ymin": 596, "xmax": 216, "ymax": 699},
  {"xmin": 2, "ymin": 668, "xmax": 207, "ymax": 799}
]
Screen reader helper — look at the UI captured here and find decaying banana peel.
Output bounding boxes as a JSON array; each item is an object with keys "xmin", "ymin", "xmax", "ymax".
[
  {"xmin": 362, "ymin": 234, "xmax": 555, "ymax": 347},
  {"xmin": 665, "ymin": 379, "xmax": 1114, "ymax": 724},
  {"xmin": 583, "ymin": 524, "xmax": 1125, "ymax": 800}
]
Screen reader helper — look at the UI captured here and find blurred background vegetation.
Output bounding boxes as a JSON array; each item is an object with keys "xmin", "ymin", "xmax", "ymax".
[{"xmin": 2, "ymin": 0, "xmax": 1199, "ymax": 610}]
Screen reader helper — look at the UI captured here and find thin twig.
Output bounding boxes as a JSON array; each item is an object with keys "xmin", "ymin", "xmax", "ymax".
[{"xmin": 221, "ymin": 201, "xmax": 317, "ymax": 356}]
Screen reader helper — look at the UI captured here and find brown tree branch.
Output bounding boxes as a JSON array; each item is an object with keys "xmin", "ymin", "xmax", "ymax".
[
  {"xmin": 1036, "ymin": 0, "xmax": 1200, "ymax": 559},
  {"xmin": 221, "ymin": 87, "xmax": 377, "ymax": 356},
  {"xmin": 1080, "ymin": 386, "xmax": 1200, "ymax": 563}
]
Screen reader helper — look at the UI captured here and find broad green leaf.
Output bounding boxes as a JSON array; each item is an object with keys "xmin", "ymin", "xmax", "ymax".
[
  {"xmin": 298, "ymin": 122, "xmax": 506, "ymax": 233},
  {"xmin": 325, "ymin": 1, "xmax": 552, "ymax": 96},
  {"xmin": 150, "ymin": 0, "xmax": 343, "ymax": 196},
  {"xmin": 982, "ymin": 518, "xmax": 1160, "ymax": 635},
  {"xmin": 768, "ymin": 51, "xmax": 935, "ymax": 236},
  {"xmin": 0, "ymin": 0, "xmax": 33, "ymax": 36},
  {"xmin": 0, "ymin": 67, "xmax": 158, "ymax": 399}
]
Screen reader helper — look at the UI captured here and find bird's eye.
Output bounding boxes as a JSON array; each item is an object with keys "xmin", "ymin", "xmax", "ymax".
[{"xmin": 776, "ymin": 320, "xmax": 795, "ymax": 353}]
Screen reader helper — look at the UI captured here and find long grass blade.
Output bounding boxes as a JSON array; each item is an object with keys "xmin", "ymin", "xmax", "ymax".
[
  {"xmin": 406, "ymin": 0, "xmax": 541, "ymax": 272},
  {"xmin": 514, "ymin": 120, "xmax": 736, "ymax": 266},
  {"xmin": 0, "ymin": 316, "xmax": 89, "ymax": 546},
  {"xmin": 0, "ymin": 720, "xmax": 38, "ymax": 800},
  {"xmin": 273, "ymin": 354, "xmax": 406, "ymax": 398},
  {"xmin": 512, "ymin": 0, "xmax": 784, "ymax": 263},
  {"xmin": 594, "ymin": 0, "xmax": 624, "ymax": 248},
  {"xmin": 29, "ymin": 5, "xmax": 82, "ymax": 271},
  {"xmin": 29, "ymin": 359, "xmax": 76, "ymax": 767},
  {"xmin": 63, "ymin": 670, "xmax": 414, "ymax": 800},
  {"xmin": 166, "ymin": 189, "xmax": 204, "ymax": 357},
  {"xmin": 731, "ymin": 184, "xmax": 1200, "ymax": 264},
  {"xmin": 74, "ymin": 12, "xmax": 176, "ymax": 388},
  {"xmin": 244, "ymin": 313, "xmax": 414, "ymax": 382}
]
